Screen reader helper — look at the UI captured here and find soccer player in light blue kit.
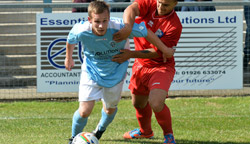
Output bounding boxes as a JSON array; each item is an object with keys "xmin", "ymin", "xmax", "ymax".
[{"xmin": 65, "ymin": 1, "xmax": 175, "ymax": 143}]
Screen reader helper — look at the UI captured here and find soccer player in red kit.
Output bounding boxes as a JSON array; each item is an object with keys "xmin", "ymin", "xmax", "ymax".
[{"xmin": 112, "ymin": 0, "xmax": 182, "ymax": 143}]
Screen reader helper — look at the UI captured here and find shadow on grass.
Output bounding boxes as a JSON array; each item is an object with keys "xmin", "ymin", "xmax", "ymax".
[
  {"xmin": 176, "ymin": 139, "xmax": 250, "ymax": 144},
  {"xmin": 102, "ymin": 138, "xmax": 249, "ymax": 144},
  {"xmin": 101, "ymin": 138, "xmax": 162, "ymax": 144}
]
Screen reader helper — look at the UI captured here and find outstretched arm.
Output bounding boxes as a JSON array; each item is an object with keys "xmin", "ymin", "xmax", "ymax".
[
  {"xmin": 112, "ymin": 48, "xmax": 159, "ymax": 64},
  {"xmin": 112, "ymin": 29, "xmax": 175, "ymax": 64},
  {"xmin": 64, "ymin": 42, "xmax": 75, "ymax": 71}
]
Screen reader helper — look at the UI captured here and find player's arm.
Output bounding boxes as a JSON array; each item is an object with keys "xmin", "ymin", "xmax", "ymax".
[
  {"xmin": 112, "ymin": 29, "xmax": 175, "ymax": 64},
  {"xmin": 112, "ymin": 48, "xmax": 159, "ymax": 64},
  {"xmin": 112, "ymin": 29, "xmax": 164, "ymax": 63},
  {"xmin": 127, "ymin": 22, "xmax": 175, "ymax": 61},
  {"xmin": 146, "ymin": 30, "xmax": 176, "ymax": 62},
  {"xmin": 113, "ymin": 2, "xmax": 139, "ymax": 42},
  {"xmin": 65, "ymin": 42, "xmax": 75, "ymax": 71}
]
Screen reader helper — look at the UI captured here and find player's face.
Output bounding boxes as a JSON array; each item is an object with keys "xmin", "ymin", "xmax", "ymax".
[
  {"xmin": 88, "ymin": 10, "xmax": 110, "ymax": 36},
  {"xmin": 156, "ymin": 0, "xmax": 177, "ymax": 16}
]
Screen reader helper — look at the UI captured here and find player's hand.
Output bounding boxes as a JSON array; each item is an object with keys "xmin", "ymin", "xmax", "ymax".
[
  {"xmin": 162, "ymin": 48, "xmax": 176, "ymax": 63},
  {"xmin": 64, "ymin": 57, "xmax": 75, "ymax": 71},
  {"xmin": 113, "ymin": 25, "xmax": 132, "ymax": 42},
  {"xmin": 112, "ymin": 49, "xmax": 131, "ymax": 63}
]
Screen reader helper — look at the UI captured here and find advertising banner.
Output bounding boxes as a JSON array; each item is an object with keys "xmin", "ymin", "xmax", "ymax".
[{"xmin": 36, "ymin": 11, "xmax": 243, "ymax": 92}]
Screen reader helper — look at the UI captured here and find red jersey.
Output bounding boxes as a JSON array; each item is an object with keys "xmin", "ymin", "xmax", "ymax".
[{"xmin": 134, "ymin": 0, "xmax": 182, "ymax": 67}]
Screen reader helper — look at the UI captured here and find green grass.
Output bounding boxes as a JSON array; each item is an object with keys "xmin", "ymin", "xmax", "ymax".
[{"xmin": 0, "ymin": 97, "xmax": 250, "ymax": 144}]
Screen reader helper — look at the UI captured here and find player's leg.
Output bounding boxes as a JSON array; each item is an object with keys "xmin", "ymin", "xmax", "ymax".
[
  {"xmin": 69, "ymin": 68, "xmax": 103, "ymax": 144},
  {"xmin": 149, "ymin": 89, "xmax": 173, "ymax": 133},
  {"xmin": 134, "ymin": 94, "xmax": 153, "ymax": 135},
  {"xmin": 123, "ymin": 62, "xmax": 154, "ymax": 139},
  {"xmin": 148, "ymin": 68, "xmax": 176, "ymax": 144},
  {"xmin": 123, "ymin": 93, "xmax": 154, "ymax": 139},
  {"xmin": 72, "ymin": 74, "xmax": 102, "ymax": 137},
  {"xmin": 93, "ymin": 80, "xmax": 123, "ymax": 139},
  {"xmin": 71, "ymin": 101, "xmax": 95, "ymax": 137},
  {"xmin": 150, "ymin": 91, "xmax": 176, "ymax": 144},
  {"xmin": 68, "ymin": 101, "xmax": 95, "ymax": 144},
  {"xmin": 93, "ymin": 105, "xmax": 117, "ymax": 139}
]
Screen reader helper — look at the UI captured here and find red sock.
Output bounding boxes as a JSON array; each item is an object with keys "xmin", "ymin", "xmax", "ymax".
[
  {"xmin": 154, "ymin": 104, "xmax": 173, "ymax": 135},
  {"xmin": 135, "ymin": 103, "xmax": 153, "ymax": 135}
]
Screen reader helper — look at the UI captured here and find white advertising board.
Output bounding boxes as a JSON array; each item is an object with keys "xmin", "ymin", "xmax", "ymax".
[{"xmin": 36, "ymin": 11, "xmax": 243, "ymax": 92}]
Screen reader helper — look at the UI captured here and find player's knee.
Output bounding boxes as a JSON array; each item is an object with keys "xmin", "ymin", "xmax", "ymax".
[
  {"xmin": 132, "ymin": 99, "xmax": 147, "ymax": 108},
  {"xmin": 133, "ymin": 102, "xmax": 148, "ymax": 109},
  {"xmin": 132, "ymin": 101, "xmax": 141, "ymax": 108},
  {"xmin": 104, "ymin": 107, "xmax": 117, "ymax": 115},
  {"xmin": 149, "ymin": 101, "xmax": 164, "ymax": 112},
  {"xmin": 78, "ymin": 109, "xmax": 91, "ymax": 118}
]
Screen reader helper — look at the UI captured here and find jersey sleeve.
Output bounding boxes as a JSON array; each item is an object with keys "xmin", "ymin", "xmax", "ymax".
[
  {"xmin": 67, "ymin": 23, "xmax": 80, "ymax": 44},
  {"xmin": 128, "ymin": 22, "xmax": 148, "ymax": 38}
]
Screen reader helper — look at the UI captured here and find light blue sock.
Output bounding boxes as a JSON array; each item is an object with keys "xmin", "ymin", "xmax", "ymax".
[
  {"xmin": 71, "ymin": 110, "xmax": 88, "ymax": 137},
  {"xmin": 97, "ymin": 108, "xmax": 117, "ymax": 131}
]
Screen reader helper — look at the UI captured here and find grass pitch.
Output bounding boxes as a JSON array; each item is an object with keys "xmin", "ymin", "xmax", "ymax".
[{"xmin": 0, "ymin": 96, "xmax": 250, "ymax": 144}]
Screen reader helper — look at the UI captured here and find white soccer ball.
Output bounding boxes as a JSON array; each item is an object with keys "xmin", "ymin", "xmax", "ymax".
[{"xmin": 72, "ymin": 132, "xmax": 99, "ymax": 144}]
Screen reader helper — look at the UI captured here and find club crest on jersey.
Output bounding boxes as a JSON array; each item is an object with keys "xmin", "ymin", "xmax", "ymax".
[
  {"xmin": 148, "ymin": 20, "xmax": 154, "ymax": 27},
  {"xmin": 139, "ymin": 25, "xmax": 144, "ymax": 31},
  {"xmin": 155, "ymin": 29, "xmax": 164, "ymax": 38},
  {"xmin": 110, "ymin": 41, "xmax": 116, "ymax": 48}
]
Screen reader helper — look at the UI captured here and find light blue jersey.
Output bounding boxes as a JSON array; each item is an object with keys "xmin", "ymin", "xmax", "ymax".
[{"xmin": 67, "ymin": 17, "xmax": 147, "ymax": 87}]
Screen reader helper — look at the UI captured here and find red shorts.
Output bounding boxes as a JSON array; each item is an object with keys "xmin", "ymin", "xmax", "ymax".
[{"xmin": 129, "ymin": 61, "xmax": 175, "ymax": 96}]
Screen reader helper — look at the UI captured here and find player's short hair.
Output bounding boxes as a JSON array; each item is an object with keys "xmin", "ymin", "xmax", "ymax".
[{"xmin": 88, "ymin": 1, "xmax": 110, "ymax": 18}]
